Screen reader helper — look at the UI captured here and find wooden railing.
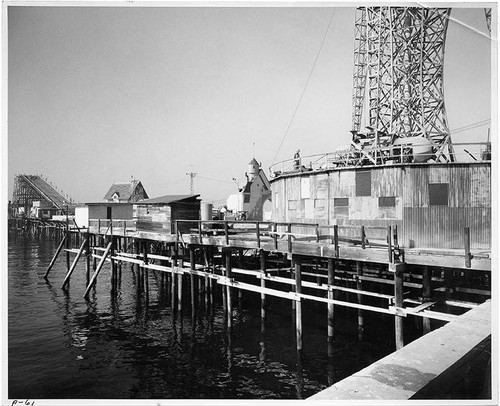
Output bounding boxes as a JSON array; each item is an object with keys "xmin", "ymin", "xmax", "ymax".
[{"xmin": 175, "ymin": 220, "xmax": 400, "ymax": 253}]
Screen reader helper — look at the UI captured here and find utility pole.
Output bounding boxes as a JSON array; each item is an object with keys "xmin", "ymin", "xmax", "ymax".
[{"xmin": 186, "ymin": 172, "xmax": 197, "ymax": 194}]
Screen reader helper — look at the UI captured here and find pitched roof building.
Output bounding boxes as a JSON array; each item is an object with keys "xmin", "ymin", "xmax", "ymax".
[{"xmin": 103, "ymin": 180, "xmax": 148, "ymax": 203}]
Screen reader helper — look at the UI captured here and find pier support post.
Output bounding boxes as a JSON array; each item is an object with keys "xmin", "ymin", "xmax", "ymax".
[
  {"xmin": 294, "ymin": 255, "xmax": 303, "ymax": 352},
  {"xmin": 422, "ymin": 266, "xmax": 432, "ymax": 334},
  {"xmin": 327, "ymin": 258, "xmax": 335, "ymax": 343},
  {"xmin": 238, "ymin": 249, "xmax": 244, "ymax": 309},
  {"xmin": 260, "ymin": 249, "xmax": 267, "ymax": 334},
  {"xmin": 391, "ymin": 262, "xmax": 405, "ymax": 350},
  {"xmin": 225, "ymin": 250, "xmax": 233, "ymax": 328},
  {"xmin": 190, "ymin": 245, "xmax": 196, "ymax": 316},
  {"xmin": 178, "ymin": 251, "xmax": 183, "ymax": 313},
  {"xmin": 356, "ymin": 261, "xmax": 364, "ymax": 341},
  {"xmin": 172, "ymin": 244, "xmax": 178, "ymax": 310},
  {"xmin": 85, "ymin": 231, "xmax": 91, "ymax": 286}
]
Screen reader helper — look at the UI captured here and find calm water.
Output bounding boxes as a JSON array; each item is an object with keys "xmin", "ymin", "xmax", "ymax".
[{"xmin": 8, "ymin": 237, "xmax": 396, "ymax": 399}]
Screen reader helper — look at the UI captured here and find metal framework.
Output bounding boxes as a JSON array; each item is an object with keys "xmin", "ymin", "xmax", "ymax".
[{"xmin": 351, "ymin": 7, "xmax": 454, "ymax": 162}]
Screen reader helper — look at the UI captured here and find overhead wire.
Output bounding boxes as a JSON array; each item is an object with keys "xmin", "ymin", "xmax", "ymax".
[{"xmin": 271, "ymin": 9, "xmax": 336, "ymax": 166}]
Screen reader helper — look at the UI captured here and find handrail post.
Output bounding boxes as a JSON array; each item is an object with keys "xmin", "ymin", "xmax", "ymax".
[
  {"xmin": 333, "ymin": 225, "xmax": 339, "ymax": 258},
  {"xmin": 361, "ymin": 226, "xmax": 366, "ymax": 249},
  {"xmin": 387, "ymin": 226, "xmax": 393, "ymax": 263},
  {"xmin": 315, "ymin": 224, "xmax": 320, "ymax": 243},
  {"xmin": 256, "ymin": 222, "xmax": 261, "ymax": 248},
  {"xmin": 273, "ymin": 223, "xmax": 278, "ymax": 250},
  {"xmin": 123, "ymin": 220, "xmax": 126, "ymax": 236},
  {"xmin": 287, "ymin": 223, "xmax": 292, "ymax": 253},
  {"xmin": 464, "ymin": 226, "xmax": 471, "ymax": 268},
  {"xmin": 98, "ymin": 219, "xmax": 101, "ymax": 234},
  {"xmin": 224, "ymin": 221, "xmax": 229, "ymax": 245},
  {"xmin": 198, "ymin": 221, "xmax": 203, "ymax": 242}
]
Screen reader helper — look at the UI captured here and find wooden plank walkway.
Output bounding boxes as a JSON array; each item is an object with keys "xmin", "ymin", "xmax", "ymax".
[{"xmin": 309, "ymin": 300, "xmax": 491, "ymax": 400}]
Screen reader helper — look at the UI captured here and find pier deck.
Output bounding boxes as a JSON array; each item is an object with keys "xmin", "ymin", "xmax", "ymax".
[{"xmin": 85, "ymin": 220, "xmax": 491, "ymax": 271}]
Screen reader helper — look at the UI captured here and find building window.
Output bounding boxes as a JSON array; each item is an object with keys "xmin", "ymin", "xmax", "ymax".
[
  {"xmin": 334, "ymin": 198, "xmax": 349, "ymax": 207},
  {"xmin": 379, "ymin": 196, "xmax": 396, "ymax": 207},
  {"xmin": 333, "ymin": 197, "xmax": 349, "ymax": 219},
  {"xmin": 356, "ymin": 171, "xmax": 371, "ymax": 196},
  {"xmin": 429, "ymin": 183, "xmax": 449, "ymax": 206}
]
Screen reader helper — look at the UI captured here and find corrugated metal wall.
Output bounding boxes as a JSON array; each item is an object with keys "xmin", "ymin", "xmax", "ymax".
[{"xmin": 270, "ymin": 162, "xmax": 490, "ymax": 250}]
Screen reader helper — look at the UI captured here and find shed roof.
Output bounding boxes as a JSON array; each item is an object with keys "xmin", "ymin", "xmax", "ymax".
[
  {"xmin": 103, "ymin": 180, "xmax": 146, "ymax": 201},
  {"xmin": 137, "ymin": 194, "xmax": 200, "ymax": 205}
]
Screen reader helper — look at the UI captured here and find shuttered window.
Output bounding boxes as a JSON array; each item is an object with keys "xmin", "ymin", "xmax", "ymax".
[
  {"xmin": 356, "ymin": 171, "xmax": 372, "ymax": 196},
  {"xmin": 429, "ymin": 183, "xmax": 449, "ymax": 206},
  {"xmin": 379, "ymin": 196, "xmax": 396, "ymax": 207},
  {"xmin": 334, "ymin": 198, "xmax": 349, "ymax": 207}
]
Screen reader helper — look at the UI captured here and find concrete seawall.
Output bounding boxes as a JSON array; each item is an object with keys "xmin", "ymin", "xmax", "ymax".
[{"xmin": 309, "ymin": 300, "xmax": 492, "ymax": 400}]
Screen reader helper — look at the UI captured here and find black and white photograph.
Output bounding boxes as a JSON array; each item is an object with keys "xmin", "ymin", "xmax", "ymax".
[{"xmin": 3, "ymin": 2, "xmax": 497, "ymax": 404}]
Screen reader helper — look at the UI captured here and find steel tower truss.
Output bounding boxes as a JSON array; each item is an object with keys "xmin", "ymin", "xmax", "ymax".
[{"xmin": 351, "ymin": 7, "xmax": 454, "ymax": 162}]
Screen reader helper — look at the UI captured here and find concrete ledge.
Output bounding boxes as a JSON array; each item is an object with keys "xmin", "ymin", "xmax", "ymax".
[{"xmin": 309, "ymin": 300, "xmax": 491, "ymax": 400}]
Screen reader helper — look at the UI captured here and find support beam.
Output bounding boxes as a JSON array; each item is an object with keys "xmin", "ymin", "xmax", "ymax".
[
  {"xmin": 44, "ymin": 233, "xmax": 68, "ymax": 278},
  {"xmin": 84, "ymin": 241, "xmax": 113, "ymax": 298},
  {"xmin": 61, "ymin": 238, "xmax": 88, "ymax": 289}
]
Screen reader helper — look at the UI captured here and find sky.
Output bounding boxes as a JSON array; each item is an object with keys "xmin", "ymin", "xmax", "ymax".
[{"xmin": 5, "ymin": 3, "xmax": 493, "ymax": 206}]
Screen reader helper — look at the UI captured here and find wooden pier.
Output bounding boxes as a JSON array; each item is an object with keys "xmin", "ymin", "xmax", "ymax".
[{"xmin": 39, "ymin": 217, "xmax": 491, "ymax": 361}]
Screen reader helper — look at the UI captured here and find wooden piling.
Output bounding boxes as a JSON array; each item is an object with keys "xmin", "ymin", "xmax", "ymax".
[
  {"xmin": 327, "ymin": 258, "xmax": 335, "ymax": 343},
  {"xmin": 172, "ymin": 244, "xmax": 177, "ymax": 310},
  {"xmin": 294, "ymin": 255, "xmax": 303, "ymax": 351},
  {"xmin": 225, "ymin": 250, "xmax": 233, "ymax": 328},
  {"xmin": 356, "ymin": 261, "xmax": 364, "ymax": 341},
  {"xmin": 260, "ymin": 249, "xmax": 267, "ymax": 334},
  {"xmin": 422, "ymin": 265, "xmax": 432, "ymax": 334},
  {"xmin": 392, "ymin": 262, "xmax": 405, "ymax": 350},
  {"xmin": 44, "ymin": 232, "xmax": 68, "ymax": 278},
  {"xmin": 178, "ymin": 255, "xmax": 183, "ymax": 313},
  {"xmin": 190, "ymin": 245, "xmax": 196, "ymax": 316}
]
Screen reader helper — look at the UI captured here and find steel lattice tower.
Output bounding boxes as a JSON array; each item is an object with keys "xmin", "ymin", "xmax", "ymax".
[{"xmin": 351, "ymin": 7, "xmax": 454, "ymax": 162}]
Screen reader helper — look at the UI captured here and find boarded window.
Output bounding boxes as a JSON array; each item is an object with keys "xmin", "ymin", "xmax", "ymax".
[
  {"xmin": 334, "ymin": 198, "xmax": 349, "ymax": 207},
  {"xmin": 301, "ymin": 177, "xmax": 310, "ymax": 199},
  {"xmin": 429, "ymin": 183, "xmax": 449, "ymax": 206},
  {"xmin": 379, "ymin": 196, "xmax": 396, "ymax": 207},
  {"xmin": 356, "ymin": 171, "xmax": 372, "ymax": 196}
]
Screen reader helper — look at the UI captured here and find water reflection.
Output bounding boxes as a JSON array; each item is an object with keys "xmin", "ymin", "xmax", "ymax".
[{"xmin": 10, "ymin": 239, "xmax": 397, "ymax": 399}]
